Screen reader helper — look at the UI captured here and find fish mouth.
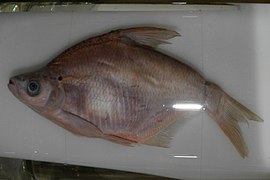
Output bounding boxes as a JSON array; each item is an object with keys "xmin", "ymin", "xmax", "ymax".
[
  {"xmin": 8, "ymin": 78, "xmax": 19, "ymax": 98},
  {"xmin": 8, "ymin": 79, "xmax": 15, "ymax": 85}
]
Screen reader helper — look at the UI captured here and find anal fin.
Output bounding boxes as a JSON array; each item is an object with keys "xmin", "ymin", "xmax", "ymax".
[
  {"xmin": 104, "ymin": 133, "xmax": 137, "ymax": 146},
  {"xmin": 144, "ymin": 120, "xmax": 181, "ymax": 148},
  {"xmin": 142, "ymin": 111, "xmax": 186, "ymax": 148}
]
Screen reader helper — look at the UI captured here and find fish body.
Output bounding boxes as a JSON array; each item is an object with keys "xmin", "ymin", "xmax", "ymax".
[{"xmin": 8, "ymin": 27, "xmax": 263, "ymax": 158}]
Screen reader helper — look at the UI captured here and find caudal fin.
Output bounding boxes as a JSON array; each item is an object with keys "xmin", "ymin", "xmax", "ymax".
[{"xmin": 205, "ymin": 82, "xmax": 263, "ymax": 158}]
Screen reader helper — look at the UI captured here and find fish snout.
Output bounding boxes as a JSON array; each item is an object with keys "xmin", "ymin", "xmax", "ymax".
[
  {"xmin": 7, "ymin": 77, "xmax": 20, "ymax": 97},
  {"xmin": 8, "ymin": 75, "xmax": 26, "ymax": 86}
]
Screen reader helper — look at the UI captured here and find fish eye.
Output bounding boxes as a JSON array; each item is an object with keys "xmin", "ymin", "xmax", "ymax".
[{"xmin": 27, "ymin": 80, "xmax": 40, "ymax": 97}]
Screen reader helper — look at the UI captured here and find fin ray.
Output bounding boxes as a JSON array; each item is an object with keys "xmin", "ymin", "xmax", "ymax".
[
  {"xmin": 205, "ymin": 82, "xmax": 263, "ymax": 158},
  {"xmin": 144, "ymin": 119, "xmax": 182, "ymax": 147},
  {"xmin": 120, "ymin": 27, "xmax": 180, "ymax": 47}
]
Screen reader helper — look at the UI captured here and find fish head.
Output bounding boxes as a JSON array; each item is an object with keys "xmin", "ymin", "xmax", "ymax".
[{"xmin": 8, "ymin": 69, "xmax": 64, "ymax": 113}]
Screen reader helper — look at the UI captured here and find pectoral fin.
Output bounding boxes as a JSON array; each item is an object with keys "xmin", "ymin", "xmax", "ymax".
[{"xmin": 47, "ymin": 110, "xmax": 103, "ymax": 138}]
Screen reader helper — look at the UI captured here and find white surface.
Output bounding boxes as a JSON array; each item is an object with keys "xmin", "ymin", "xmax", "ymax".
[{"xmin": 0, "ymin": 4, "xmax": 270, "ymax": 179}]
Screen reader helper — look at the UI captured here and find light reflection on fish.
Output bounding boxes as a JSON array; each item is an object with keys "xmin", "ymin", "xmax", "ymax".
[{"xmin": 8, "ymin": 27, "xmax": 263, "ymax": 158}]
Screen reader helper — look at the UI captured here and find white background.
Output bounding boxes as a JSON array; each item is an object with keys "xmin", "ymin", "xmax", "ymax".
[{"xmin": 0, "ymin": 4, "xmax": 270, "ymax": 179}]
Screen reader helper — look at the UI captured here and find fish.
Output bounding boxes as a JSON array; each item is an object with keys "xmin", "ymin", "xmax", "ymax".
[{"xmin": 8, "ymin": 27, "xmax": 263, "ymax": 158}]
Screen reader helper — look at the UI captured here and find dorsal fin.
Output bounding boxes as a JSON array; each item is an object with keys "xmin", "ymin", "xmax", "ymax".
[{"xmin": 119, "ymin": 27, "xmax": 180, "ymax": 48}]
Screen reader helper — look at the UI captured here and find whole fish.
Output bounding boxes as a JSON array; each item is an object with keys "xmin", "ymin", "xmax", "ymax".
[{"xmin": 8, "ymin": 27, "xmax": 263, "ymax": 158}]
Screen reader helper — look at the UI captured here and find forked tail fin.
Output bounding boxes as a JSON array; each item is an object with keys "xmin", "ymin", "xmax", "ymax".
[{"xmin": 204, "ymin": 82, "xmax": 263, "ymax": 158}]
